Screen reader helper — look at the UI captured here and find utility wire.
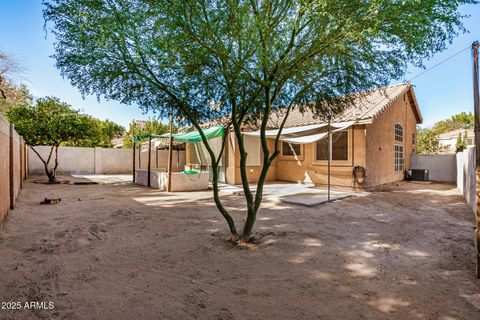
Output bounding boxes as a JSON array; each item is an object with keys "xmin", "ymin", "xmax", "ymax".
[
  {"xmin": 356, "ymin": 44, "xmax": 472, "ymax": 121},
  {"xmin": 406, "ymin": 45, "xmax": 471, "ymax": 82}
]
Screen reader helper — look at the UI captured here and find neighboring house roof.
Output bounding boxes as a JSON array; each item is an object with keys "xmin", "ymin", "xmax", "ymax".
[
  {"xmin": 133, "ymin": 120, "xmax": 148, "ymax": 130},
  {"xmin": 437, "ymin": 128, "xmax": 474, "ymax": 140},
  {"xmin": 111, "ymin": 137, "xmax": 124, "ymax": 148},
  {"xmin": 267, "ymin": 83, "xmax": 422, "ymax": 129}
]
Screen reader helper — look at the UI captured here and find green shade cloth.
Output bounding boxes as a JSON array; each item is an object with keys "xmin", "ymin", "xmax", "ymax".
[
  {"xmin": 183, "ymin": 170, "xmax": 199, "ymax": 174},
  {"xmin": 134, "ymin": 126, "xmax": 224, "ymax": 142},
  {"xmin": 133, "ymin": 134, "xmax": 164, "ymax": 142},
  {"xmin": 170, "ymin": 125, "xmax": 224, "ymax": 142}
]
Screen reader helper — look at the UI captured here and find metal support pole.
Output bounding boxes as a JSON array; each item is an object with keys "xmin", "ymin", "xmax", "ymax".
[
  {"xmin": 20, "ymin": 137, "xmax": 23, "ymax": 189},
  {"xmin": 472, "ymin": 40, "xmax": 480, "ymax": 278},
  {"xmin": 167, "ymin": 110, "xmax": 174, "ymax": 192},
  {"xmin": 24, "ymin": 142, "xmax": 28, "ymax": 180},
  {"xmin": 147, "ymin": 135, "xmax": 152, "ymax": 187},
  {"xmin": 138, "ymin": 141, "xmax": 141, "ymax": 169},
  {"xmin": 132, "ymin": 140, "xmax": 136, "ymax": 183},
  {"xmin": 327, "ymin": 114, "xmax": 332, "ymax": 202}
]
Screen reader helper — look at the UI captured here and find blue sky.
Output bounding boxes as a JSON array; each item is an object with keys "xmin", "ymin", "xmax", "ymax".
[{"xmin": 0, "ymin": 1, "xmax": 479, "ymax": 128}]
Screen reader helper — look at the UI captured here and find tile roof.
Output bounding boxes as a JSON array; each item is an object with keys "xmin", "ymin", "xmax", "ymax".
[
  {"xmin": 194, "ymin": 83, "xmax": 422, "ymax": 130},
  {"xmin": 437, "ymin": 128, "xmax": 474, "ymax": 140},
  {"xmin": 267, "ymin": 83, "xmax": 422, "ymax": 129}
]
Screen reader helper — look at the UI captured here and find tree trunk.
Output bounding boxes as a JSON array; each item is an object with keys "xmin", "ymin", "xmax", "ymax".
[
  {"xmin": 30, "ymin": 145, "xmax": 57, "ymax": 183},
  {"xmin": 51, "ymin": 145, "xmax": 59, "ymax": 182},
  {"xmin": 239, "ymin": 87, "xmax": 275, "ymax": 239}
]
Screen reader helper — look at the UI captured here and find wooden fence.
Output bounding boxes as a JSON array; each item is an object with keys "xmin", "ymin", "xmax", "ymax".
[{"xmin": 0, "ymin": 115, "xmax": 27, "ymax": 227}]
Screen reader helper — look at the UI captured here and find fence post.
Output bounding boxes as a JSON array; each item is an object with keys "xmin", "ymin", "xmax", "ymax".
[
  {"xmin": 20, "ymin": 137, "xmax": 23, "ymax": 189},
  {"xmin": 9, "ymin": 123, "xmax": 14, "ymax": 210},
  {"xmin": 24, "ymin": 143, "xmax": 27, "ymax": 181}
]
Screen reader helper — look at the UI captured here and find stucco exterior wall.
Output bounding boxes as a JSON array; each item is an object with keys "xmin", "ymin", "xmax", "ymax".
[
  {"xmin": 456, "ymin": 147, "xmax": 476, "ymax": 213},
  {"xmin": 137, "ymin": 149, "xmax": 185, "ymax": 172},
  {"xmin": 135, "ymin": 169, "xmax": 209, "ymax": 191},
  {"xmin": 410, "ymin": 154, "xmax": 457, "ymax": 182},
  {"xmin": 29, "ymin": 146, "xmax": 186, "ymax": 175},
  {"xmin": 365, "ymin": 92, "xmax": 418, "ymax": 187},
  {"xmin": 226, "ymin": 135, "xmax": 277, "ymax": 185},
  {"xmin": 274, "ymin": 125, "xmax": 367, "ymax": 188},
  {"xmin": 187, "ymin": 89, "xmax": 420, "ymax": 189}
]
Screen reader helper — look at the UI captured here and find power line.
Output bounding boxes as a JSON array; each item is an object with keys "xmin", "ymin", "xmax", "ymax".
[
  {"xmin": 356, "ymin": 44, "xmax": 472, "ymax": 122},
  {"xmin": 406, "ymin": 45, "xmax": 471, "ymax": 82}
]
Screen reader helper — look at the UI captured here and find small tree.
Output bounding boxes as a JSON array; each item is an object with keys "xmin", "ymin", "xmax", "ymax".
[
  {"xmin": 456, "ymin": 133, "xmax": 464, "ymax": 152},
  {"xmin": 7, "ymin": 97, "xmax": 95, "ymax": 182}
]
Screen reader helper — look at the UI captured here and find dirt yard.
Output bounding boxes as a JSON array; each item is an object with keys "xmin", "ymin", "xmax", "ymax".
[{"xmin": 0, "ymin": 177, "xmax": 479, "ymax": 320}]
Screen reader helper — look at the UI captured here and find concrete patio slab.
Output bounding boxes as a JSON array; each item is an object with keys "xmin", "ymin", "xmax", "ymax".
[
  {"xmin": 220, "ymin": 182, "xmax": 368, "ymax": 206},
  {"xmin": 279, "ymin": 192, "xmax": 352, "ymax": 207}
]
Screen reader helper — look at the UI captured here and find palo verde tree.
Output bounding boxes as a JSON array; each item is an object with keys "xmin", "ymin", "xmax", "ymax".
[
  {"xmin": 44, "ymin": 0, "xmax": 474, "ymax": 241},
  {"xmin": 7, "ymin": 97, "xmax": 95, "ymax": 182}
]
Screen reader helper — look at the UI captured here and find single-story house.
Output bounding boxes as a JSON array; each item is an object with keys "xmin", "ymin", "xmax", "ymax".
[
  {"xmin": 437, "ymin": 128, "xmax": 474, "ymax": 153},
  {"xmin": 185, "ymin": 83, "xmax": 422, "ymax": 189}
]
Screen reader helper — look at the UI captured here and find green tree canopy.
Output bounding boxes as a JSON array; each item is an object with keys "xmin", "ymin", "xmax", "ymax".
[
  {"xmin": 417, "ymin": 112, "xmax": 474, "ymax": 154},
  {"xmin": 6, "ymin": 97, "xmax": 97, "ymax": 182},
  {"xmin": 65, "ymin": 118, "xmax": 126, "ymax": 148},
  {"xmin": 123, "ymin": 119, "xmax": 175, "ymax": 148},
  {"xmin": 432, "ymin": 111, "xmax": 474, "ymax": 136},
  {"xmin": 44, "ymin": 0, "xmax": 474, "ymax": 240}
]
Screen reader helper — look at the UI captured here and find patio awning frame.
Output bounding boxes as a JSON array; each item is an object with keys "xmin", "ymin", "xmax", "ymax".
[{"xmin": 242, "ymin": 121, "xmax": 355, "ymax": 144}]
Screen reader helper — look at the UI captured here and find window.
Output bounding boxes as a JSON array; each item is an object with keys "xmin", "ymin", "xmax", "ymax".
[
  {"xmin": 316, "ymin": 131, "xmax": 348, "ymax": 161},
  {"xmin": 395, "ymin": 124, "xmax": 403, "ymax": 142},
  {"xmin": 395, "ymin": 145, "xmax": 404, "ymax": 172},
  {"xmin": 243, "ymin": 135, "xmax": 261, "ymax": 166},
  {"xmin": 282, "ymin": 141, "xmax": 301, "ymax": 157},
  {"xmin": 412, "ymin": 132, "xmax": 416, "ymax": 145}
]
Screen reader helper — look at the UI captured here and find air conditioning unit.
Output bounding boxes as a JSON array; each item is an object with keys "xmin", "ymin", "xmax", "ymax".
[{"xmin": 408, "ymin": 169, "xmax": 429, "ymax": 182}]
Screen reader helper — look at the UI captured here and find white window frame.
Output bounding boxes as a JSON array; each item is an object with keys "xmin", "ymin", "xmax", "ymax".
[
  {"xmin": 395, "ymin": 123, "xmax": 403, "ymax": 142},
  {"xmin": 395, "ymin": 144, "xmax": 404, "ymax": 172}
]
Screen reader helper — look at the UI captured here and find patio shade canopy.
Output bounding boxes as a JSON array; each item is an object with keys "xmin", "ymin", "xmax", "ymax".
[
  {"xmin": 133, "ymin": 133, "xmax": 165, "ymax": 141},
  {"xmin": 134, "ymin": 126, "xmax": 225, "ymax": 143},
  {"xmin": 163, "ymin": 125, "xmax": 225, "ymax": 143},
  {"xmin": 242, "ymin": 121, "xmax": 355, "ymax": 144},
  {"xmin": 242, "ymin": 123, "xmax": 327, "ymax": 137}
]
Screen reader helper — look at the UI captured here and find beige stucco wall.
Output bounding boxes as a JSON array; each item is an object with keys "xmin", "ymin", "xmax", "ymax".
[
  {"xmin": 137, "ymin": 149, "xmax": 185, "ymax": 172},
  {"xmin": 186, "ymin": 90, "xmax": 420, "ymax": 189},
  {"xmin": 29, "ymin": 146, "xmax": 185, "ymax": 175},
  {"xmin": 185, "ymin": 133, "xmax": 277, "ymax": 185},
  {"xmin": 274, "ymin": 125, "xmax": 367, "ymax": 188},
  {"xmin": 365, "ymin": 91, "xmax": 418, "ymax": 187},
  {"xmin": 29, "ymin": 146, "xmax": 96, "ymax": 174},
  {"xmin": 135, "ymin": 169, "xmax": 209, "ymax": 191},
  {"xmin": 226, "ymin": 135, "xmax": 277, "ymax": 185}
]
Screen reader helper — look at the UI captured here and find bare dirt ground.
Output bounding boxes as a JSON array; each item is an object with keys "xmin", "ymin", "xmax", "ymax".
[{"xmin": 0, "ymin": 177, "xmax": 479, "ymax": 320}]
